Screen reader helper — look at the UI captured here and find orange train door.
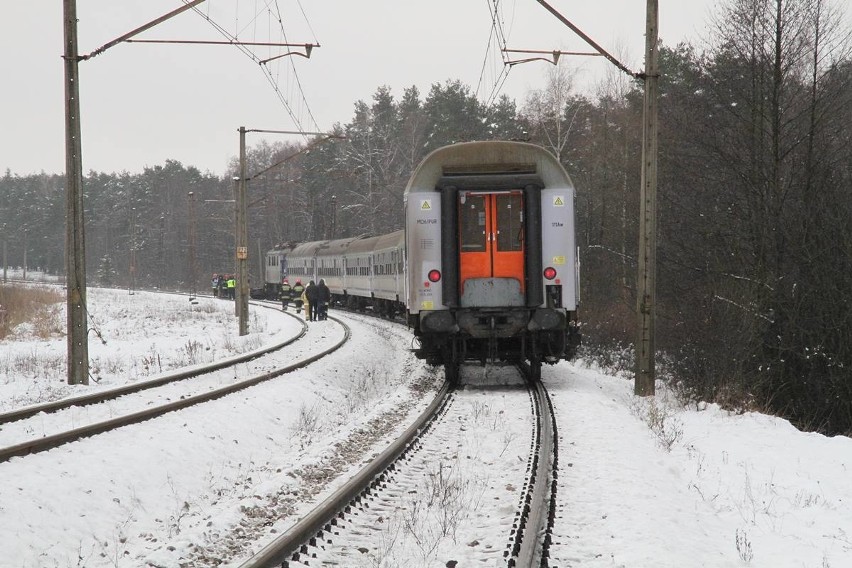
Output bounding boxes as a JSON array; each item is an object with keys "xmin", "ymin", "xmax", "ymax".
[{"xmin": 458, "ymin": 191, "xmax": 525, "ymax": 299}]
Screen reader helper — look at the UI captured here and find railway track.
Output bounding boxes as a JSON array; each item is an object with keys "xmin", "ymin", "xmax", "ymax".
[
  {"xmin": 0, "ymin": 311, "xmax": 349, "ymax": 463},
  {"xmin": 0, "ymin": 302, "xmax": 303, "ymax": 426},
  {"xmin": 237, "ymin": 365, "xmax": 558, "ymax": 568},
  {"xmin": 2, "ymin": 288, "xmax": 561, "ymax": 566}
]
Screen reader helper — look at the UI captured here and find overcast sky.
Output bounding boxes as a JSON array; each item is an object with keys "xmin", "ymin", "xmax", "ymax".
[{"xmin": 3, "ymin": 1, "xmax": 731, "ymax": 176}]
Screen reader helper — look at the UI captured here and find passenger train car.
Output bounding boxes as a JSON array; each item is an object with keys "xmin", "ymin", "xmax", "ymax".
[
  {"xmin": 264, "ymin": 140, "xmax": 580, "ymax": 381},
  {"xmin": 265, "ymin": 231, "xmax": 406, "ymax": 317}
]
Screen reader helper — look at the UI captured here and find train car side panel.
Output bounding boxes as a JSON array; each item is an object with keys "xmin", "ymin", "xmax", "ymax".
[
  {"xmin": 404, "ymin": 193, "xmax": 444, "ymax": 315},
  {"xmin": 540, "ymin": 186, "xmax": 578, "ymax": 311}
]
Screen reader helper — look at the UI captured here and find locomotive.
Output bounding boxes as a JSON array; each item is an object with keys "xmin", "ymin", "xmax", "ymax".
[{"xmin": 265, "ymin": 140, "xmax": 580, "ymax": 381}]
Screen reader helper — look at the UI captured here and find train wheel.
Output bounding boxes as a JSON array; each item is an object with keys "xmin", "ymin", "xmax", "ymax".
[
  {"xmin": 526, "ymin": 334, "xmax": 542, "ymax": 382},
  {"xmin": 528, "ymin": 356, "xmax": 542, "ymax": 382},
  {"xmin": 442, "ymin": 341, "xmax": 460, "ymax": 384},
  {"xmin": 444, "ymin": 361, "xmax": 459, "ymax": 383}
]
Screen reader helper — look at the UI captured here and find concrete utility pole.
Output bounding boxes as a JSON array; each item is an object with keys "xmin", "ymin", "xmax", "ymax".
[
  {"xmin": 129, "ymin": 207, "xmax": 137, "ymax": 294},
  {"xmin": 236, "ymin": 127, "xmax": 249, "ymax": 335},
  {"xmin": 232, "ymin": 129, "xmax": 344, "ymax": 336},
  {"xmin": 63, "ymin": 0, "xmax": 89, "ymax": 385},
  {"xmin": 330, "ymin": 195, "xmax": 337, "ymax": 240},
  {"xmin": 635, "ymin": 0, "xmax": 659, "ymax": 396},
  {"xmin": 535, "ymin": 0, "xmax": 659, "ymax": 396},
  {"xmin": 61, "ymin": 0, "xmax": 210, "ymax": 385},
  {"xmin": 22, "ymin": 231, "xmax": 28, "ymax": 280},
  {"xmin": 188, "ymin": 192, "xmax": 199, "ymax": 299},
  {"xmin": 257, "ymin": 239, "xmax": 264, "ymax": 285}
]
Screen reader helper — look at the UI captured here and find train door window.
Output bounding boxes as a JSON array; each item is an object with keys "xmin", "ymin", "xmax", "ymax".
[
  {"xmin": 496, "ymin": 193, "xmax": 524, "ymax": 251},
  {"xmin": 459, "ymin": 193, "xmax": 487, "ymax": 252}
]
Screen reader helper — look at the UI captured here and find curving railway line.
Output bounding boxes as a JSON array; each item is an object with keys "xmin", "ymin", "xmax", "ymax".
[
  {"xmin": 0, "ymin": 309, "xmax": 349, "ymax": 463},
  {"xmin": 1, "ymin": 291, "xmax": 562, "ymax": 567}
]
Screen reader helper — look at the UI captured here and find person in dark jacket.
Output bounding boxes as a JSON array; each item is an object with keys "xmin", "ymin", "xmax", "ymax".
[
  {"xmin": 304, "ymin": 280, "xmax": 318, "ymax": 321},
  {"xmin": 316, "ymin": 279, "xmax": 331, "ymax": 320},
  {"xmin": 279, "ymin": 279, "xmax": 292, "ymax": 310},
  {"xmin": 291, "ymin": 279, "xmax": 305, "ymax": 314}
]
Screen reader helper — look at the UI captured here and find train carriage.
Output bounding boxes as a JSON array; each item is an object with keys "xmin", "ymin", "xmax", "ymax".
[
  {"xmin": 314, "ymin": 237, "xmax": 360, "ymax": 297},
  {"xmin": 404, "ymin": 140, "xmax": 580, "ymax": 381},
  {"xmin": 364, "ymin": 230, "xmax": 405, "ymax": 316},
  {"xmin": 264, "ymin": 243, "xmax": 297, "ymax": 299},
  {"xmin": 286, "ymin": 241, "xmax": 328, "ymax": 284},
  {"xmin": 264, "ymin": 140, "xmax": 580, "ymax": 382},
  {"xmin": 340, "ymin": 236, "xmax": 375, "ymax": 307}
]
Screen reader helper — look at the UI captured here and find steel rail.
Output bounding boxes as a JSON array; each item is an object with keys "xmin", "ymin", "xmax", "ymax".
[
  {"xmin": 509, "ymin": 368, "xmax": 557, "ymax": 567},
  {"xmin": 238, "ymin": 380, "xmax": 452, "ymax": 568},
  {"xmin": 0, "ymin": 304, "xmax": 304, "ymax": 426},
  {"xmin": 0, "ymin": 315, "xmax": 349, "ymax": 463}
]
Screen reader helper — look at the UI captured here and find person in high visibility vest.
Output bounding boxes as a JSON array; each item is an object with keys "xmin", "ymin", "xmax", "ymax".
[{"xmin": 227, "ymin": 276, "xmax": 236, "ymax": 300}]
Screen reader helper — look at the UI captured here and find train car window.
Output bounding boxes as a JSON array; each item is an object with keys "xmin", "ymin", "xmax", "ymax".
[
  {"xmin": 496, "ymin": 193, "xmax": 524, "ymax": 251},
  {"xmin": 459, "ymin": 195, "xmax": 487, "ymax": 252}
]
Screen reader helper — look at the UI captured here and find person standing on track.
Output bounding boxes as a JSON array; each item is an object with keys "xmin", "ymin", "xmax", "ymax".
[
  {"xmin": 304, "ymin": 280, "xmax": 317, "ymax": 321},
  {"xmin": 292, "ymin": 279, "xmax": 305, "ymax": 314},
  {"xmin": 279, "ymin": 279, "xmax": 292, "ymax": 310},
  {"xmin": 316, "ymin": 279, "xmax": 331, "ymax": 320}
]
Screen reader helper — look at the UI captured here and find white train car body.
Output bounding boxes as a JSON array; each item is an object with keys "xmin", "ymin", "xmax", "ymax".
[{"xmin": 404, "ymin": 141, "xmax": 580, "ymax": 379}]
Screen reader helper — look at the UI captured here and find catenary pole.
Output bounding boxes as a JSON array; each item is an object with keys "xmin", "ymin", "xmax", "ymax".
[
  {"xmin": 63, "ymin": 0, "xmax": 89, "ymax": 385},
  {"xmin": 236, "ymin": 127, "xmax": 249, "ymax": 335},
  {"xmin": 188, "ymin": 192, "xmax": 198, "ymax": 299},
  {"xmin": 635, "ymin": 0, "xmax": 659, "ymax": 396},
  {"xmin": 535, "ymin": 0, "xmax": 658, "ymax": 395},
  {"xmin": 62, "ymin": 0, "xmax": 212, "ymax": 386}
]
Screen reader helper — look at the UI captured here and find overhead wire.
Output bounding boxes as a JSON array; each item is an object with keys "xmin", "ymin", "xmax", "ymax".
[
  {"xmin": 293, "ymin": 0, "xmax": 319, "ymax": 44},
  {"xmin": 479, "ymin": 0, "xmax": 514, "ymax": 110},
  {"xmin": 475, "ymin": 5, "xmax": 499, "ymax": 97},
  {"xmin": 181, "ymin": 0, "xmax": 319, "ymax": 136},
  {"xmin": 269, "ymin": 0, "xmax": 321, "ymax": 134}
]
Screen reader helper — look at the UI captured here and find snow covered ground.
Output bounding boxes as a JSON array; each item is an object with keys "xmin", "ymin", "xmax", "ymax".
[{"xmin": 0, "ymin": 284, "xmax": 850, "ymax": 567}]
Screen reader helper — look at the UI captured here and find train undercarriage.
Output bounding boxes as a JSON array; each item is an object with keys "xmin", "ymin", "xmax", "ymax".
[{"xmin": 412, "ymin": 307, "xmax": 581, "ymax": 382}]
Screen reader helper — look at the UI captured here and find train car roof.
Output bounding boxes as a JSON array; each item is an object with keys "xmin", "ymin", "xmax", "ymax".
[
  {"xmin": 265, "ymin": 243, "xmax": 299, "ymax": 255},
  {"xmin": 288, "ymin": 240, "xmax": 329, "ymax": 256},
  {"xmin": 345, "ymin": 229, "xmax": 403, "ymax": 254},
  {"xmin": 404, "ymin": 140, "xmax": 574, "ymax": 197},
  {"xmin": 317, "ymin": 236, "xmax": 363, "ymax": 257},
  {"xmin": 370, "ymin": 229, "xmax": 405, "ymax": 251}
]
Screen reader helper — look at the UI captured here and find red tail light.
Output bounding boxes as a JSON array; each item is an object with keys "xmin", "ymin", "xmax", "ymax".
[
  {"xmin": 428, "ymin": 269, "xmax": 442, "ymax": 283},
  {"xmin": 543, "ymin": 267, "xmax": 557, "ymax": 280}
]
